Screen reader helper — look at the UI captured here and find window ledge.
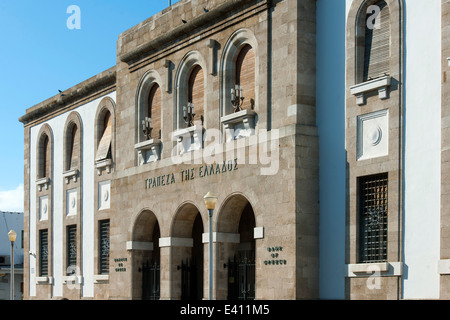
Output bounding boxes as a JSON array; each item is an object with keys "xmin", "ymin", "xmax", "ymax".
[
  {"xmin": 344, "ymin": 262, "xmax": 403, "ymax": 277},
  {"xmin": 350, "ymin": 75, "xmax": 391, "ymax": 105},
  {"xmin": 221, "ymin": 109, "xmax": 257, "ymax": 124},
  {"xmin": 221, "ymin": 109, "xmax": 257, "ymax": 142},
  {"xmin": 95, "ymin": 159, "xmax": 112, "ymax": 176},
  {"xmin": 36, "ymin": 177, "xmax": 50, "ymax": 191},
  {"xmin": 438, "ymin": 259, "xmax": 450, "ymax": 275},
  {"xmin": 36, "ymin": 276, "xmax": 53, "ymax": 284},
  {"xmin": 173, "ymin": 125, "xmax": 204, "ymax": 155},
  {"xmin": 126, "ymin": 241, "xmax": 154, "ymax": 251},
  {"xmin": 135, "ymin": 139, "xmax": 162, "ymax": 151},
  {"xmin": 63, "ymin": 169, "xmax": 79, "ymax": 184},
  {"xmin": 173, "ymin": 125, "xmax": 203, "ymax": 137},
  {"xmin": 93, "ymin": 274, "xmax": 109, "ymax": 283},
  {"xmin": 62, "ymin": 275, "xmax": 83, "ymax": 284},
  {"xmin": 135, "ymin": 139, "xmax": 162, "ymax": 165}
]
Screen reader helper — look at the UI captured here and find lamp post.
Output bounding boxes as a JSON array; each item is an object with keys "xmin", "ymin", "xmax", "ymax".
[
  {"xmin": 203, "ymin": 192, "xmax": 217, "ymax": 300},
  {"xmin": 8, "ymin": 230, "xmax": 16, "ymax": 300}
]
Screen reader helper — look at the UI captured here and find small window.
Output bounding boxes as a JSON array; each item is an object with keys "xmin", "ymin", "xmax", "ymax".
[
  {"xmin": 362, "ymin": 0, "xmax": 390, "ymax": 82},
  {"xmin": 358, "ymin": 173, "xmax": 388, "ymax": 263},
  {"xmin": 99, "ymin": 220, "xmax": 110, "ymax": 274},
  {"xmin": 95, "ymin": 111, "xmax": 112, "ymax": 162},
  {"xmin": 67, "ymin": 225, "xmax": 77, "ymax": 274},
  {"xmin": 39, "ymin": 229, "xmax": 49, "ymax": 276}
]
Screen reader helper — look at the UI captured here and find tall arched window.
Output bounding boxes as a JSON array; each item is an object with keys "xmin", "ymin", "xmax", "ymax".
[
  {"xmin": 147, "ymin": 84, "xmax": 162, "ymax": 140},
  {"xmin": 63, "ymin": 112, "xmax": 82, "ymax": 184},
  {"xmin": 220, "ymin": 30, "xmax": 258, "ymax": 142},
  {"xmin": 185, "ymin": 65, "xmax": 204, "ymax": 128},
  {"xmin": 234, "ymin": 44, "xmax": 255, "ymax": 111},
  {"xmin": 96, "ymin": 110, "xmax": 112, "ymax": 162},
  {"xmin": 36, "ymin": 124, "xmax": 53, "ymax": 191},
  {"xmin": 67, "ymin": 124, "xmax": 79, "ymax": 171},
  {"xmin": 40, "ymin": 134, "xmax": 50, "ymax": 179},
  {"xmin": 359, "ymin": 0, "xmax": 390, "ymax": 82}
]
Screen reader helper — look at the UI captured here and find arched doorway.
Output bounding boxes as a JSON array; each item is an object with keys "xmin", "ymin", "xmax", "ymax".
[
  {"xmin": 131, "ymin": 210, "xmax": 160, "ymax": 300},
  {"xmin": 216, "ymin": 194, "xmax": 256, "ymax": 300},
  {"xmin": 171, "ymin": 203, "xmax": 204, "ymax": 300}
]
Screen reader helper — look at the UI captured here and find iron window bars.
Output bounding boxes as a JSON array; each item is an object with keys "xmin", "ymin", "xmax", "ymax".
[
  {"xmin": 39, "ymin": 229, "xmax": 49, "ymax": 276},
  {"xmin": 99, "ymin": 220, "xmax": 110, "ymax": 274},
  {"xmin": 67, "ymin": 225, "xmax": 77, "ymax": 275},
  {"xmin": 358, "ymin": 173, "xmax": 388, "ymax": 263}
]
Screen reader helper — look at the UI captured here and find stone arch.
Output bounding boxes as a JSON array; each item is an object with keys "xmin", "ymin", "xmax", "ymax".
[
  {"xmin": 174, "ymin": 51, "xmax": 208, "ymax": 130},
  {"xmin": 94, "ymin": 97, "xmax": 116, "ymax": 173},
  {"xmin": 215, "ymin": 192, "xmax": 257, "ymax": 300},
  {"xmin": 135, "ymin": 70, "xmax": 164, "ymax": 143},
  {"xmin": 63, "ymin": 111, "xmax": 83, "ymax": 172},
  {"xmin": 171, "ymin": 201, "xmax": 205, "ymax": 238},
  {"xmin": 216, "ymin": 192, "xmax": 257, "ymax": 233},
  {"xmin": 36, "ymin": 124, "xmax": 54, "ymax": 180},
  {"xmin": 220, "ymin": 28, "xmax": 259, "ymax": 116},
  {"xmin": 170, "ymin": 201, "xmax": 205, "ymax": 300},
  {"xmin": 131, "ymin": 208, "xmax": 160, "ymax": 242},
  {"xmin": 129, "ymin": 209, "xmax": 161, "ymax": 300},
  {"xmin": 347, "ymin": 0, "xmax": 401, "ymax": 85}
]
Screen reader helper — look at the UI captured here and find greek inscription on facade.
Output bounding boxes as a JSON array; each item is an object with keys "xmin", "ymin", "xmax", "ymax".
[{"xmin": 145, "ymin": 159, "xmax": 239, "ymax": 189}]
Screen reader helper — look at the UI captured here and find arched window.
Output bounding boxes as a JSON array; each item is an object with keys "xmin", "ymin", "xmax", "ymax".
[
  {"xmin": 234, "ymin": 44, "xmax": 255, "ymax": 111},
  {"xmin": 39, "ymin": 134, "xmax": 50, "ymax": 179},
  {"xmin": 184, "ymin": 65, "xmax": 204, "ymax": 128},
  {"xmin": 96, "ymin": 110, "xmax": 112, "ymax": 162},
  {"xmin": 146, "ymin": 84, "xmax": 162, "ymax": 140},
  {"xmin": 36, "ymin": 124, "xmax": 53, "ymax": 190},
  {"xmin": 220, "ymin": 30, "xmax": 258, "ymax": 142},
  {"xmin": 359, "ymin": 0, "xmax": 390, "ymax": 82},
  {"xmin": 63, "ymin": 112, "xmax": 82, "ymax": 184},
  {"xmin": 67, "ymin": 124, "xmax": 79, "ymax": 171},
  {"xmin": 94, "ymin": 97, "xmax": 115, "ymax": 172},
  {"xmin": 173, "ymin": 51, "xmax": 206, "ymax": 155}
]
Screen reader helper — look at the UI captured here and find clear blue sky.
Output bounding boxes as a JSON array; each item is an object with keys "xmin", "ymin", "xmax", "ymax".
[{"xmin": 0, "ymin": 0, "xmax": 179, "ymax": 211}]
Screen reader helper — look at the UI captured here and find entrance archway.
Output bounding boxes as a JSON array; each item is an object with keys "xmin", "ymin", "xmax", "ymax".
[
  {"xmin": 216, "ymin": 194, "xmax": 256, "ymax": 300},
  {"xmin": 130, "ymin": 210, "xmax": 160, "ymax": 300},
  {"xmin": 171, "ymin": 203, "xmax": 204, "ymax": 300}
]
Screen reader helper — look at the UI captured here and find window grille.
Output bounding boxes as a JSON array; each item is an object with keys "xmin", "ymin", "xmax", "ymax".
[
  {"xmin": 67, "ymin": 225, "xmax": 77, "ymax": 274},
  {"xmin": 99, "ymin": 220, "xmax": 110, "ymax": 274},
  {"xmin": 359, "ymin": 173, "xmax": 388, "ymax": 263},
  {"xmin": 39, "ymin": 229, "xmax": 48, "ymax": 276}
]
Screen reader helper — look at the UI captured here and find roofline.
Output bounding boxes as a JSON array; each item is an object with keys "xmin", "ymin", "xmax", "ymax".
[{"xmin": 19, "ymin": 67, "xmax": 116, "ymax": 126}]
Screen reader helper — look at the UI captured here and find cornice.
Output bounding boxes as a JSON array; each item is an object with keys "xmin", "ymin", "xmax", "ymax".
[
  {"xmin": 119, "ymin": 0, "xmax": 258, "ymax": 65},
  {"xmin": 19, "ymin": 67, "xmax": 116, "ymax": 126}
]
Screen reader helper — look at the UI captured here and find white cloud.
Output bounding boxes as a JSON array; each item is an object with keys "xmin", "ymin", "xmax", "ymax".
[{"xmin": 0, "ymin": 184, "xmax": 24, "ymax": 212}]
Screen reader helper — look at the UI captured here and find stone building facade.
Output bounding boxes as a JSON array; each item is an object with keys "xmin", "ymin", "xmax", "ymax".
[{"xmin": 18, "ymin": 0, "xmax": 450, "ymax": 300}]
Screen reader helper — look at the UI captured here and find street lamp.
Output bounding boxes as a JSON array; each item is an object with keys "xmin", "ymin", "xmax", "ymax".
[
  {"xmin": 8, "ymin": 230, "xmax": 16, "ymax": 301},
  {"xmin": 203, "ymin": 192, "xmax": 217, "ymax": 300}
]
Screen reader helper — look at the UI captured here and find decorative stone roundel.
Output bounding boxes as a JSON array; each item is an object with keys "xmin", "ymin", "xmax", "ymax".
[
  {"xmin": 103, "ymin": 190, "xmax": 109, "ymax": 202},
  {"xmin": 368, "ymin": 126, "xmax": 383, "ymax": 146},
  {"xmin": 71, "ymin": 197, "xmax": 76, "ymax": 209}
]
